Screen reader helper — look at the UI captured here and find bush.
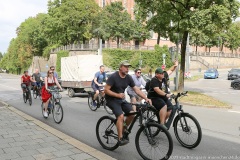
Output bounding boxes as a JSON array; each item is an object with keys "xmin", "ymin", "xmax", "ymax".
[
  {"xmin": 56, "ymin": 50, "xmax": 69, "ymax": 75},
  {"xmin": 102, "ymin": 45, "xmax": 173, "ymax": 73}
]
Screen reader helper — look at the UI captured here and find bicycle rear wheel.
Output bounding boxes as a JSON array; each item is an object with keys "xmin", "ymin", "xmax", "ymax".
[
  {"xmin": 53, "ymin": 102, "xmax": 64, "ymax": 124},
  {"xmin": 173, "ymin": 113, "xmax": 202, "ymax": 149},
  {"xmin": 103, "ymin": 99, "xmax": 113, "ymax": 115},
  {"xmin": 96, "ymin": 116, "xmax": 119, "ymax": 151},
  {"xmin": 135, "ymin": 122, "xmax": 173, "ymax": 160},
  {"xmin": 88, "ymin": 93, "xmax": 97, "ymax": 111}
]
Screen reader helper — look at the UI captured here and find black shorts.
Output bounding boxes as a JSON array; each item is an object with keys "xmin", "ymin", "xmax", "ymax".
[
  {"xmin": 106, "ymin": 99, "xmax": 133, "ymax": 117},
  {"xmin": 151, "ymin": 97, "xmax": 173, "ymax": 111}
]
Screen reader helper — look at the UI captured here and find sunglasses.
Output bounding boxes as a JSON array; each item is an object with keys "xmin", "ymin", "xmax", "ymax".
[
  {"xmin": 48, "ymin": 72, "xmax": 53, "ymax": 74},
  {"xmin": 137, "ymin": 72, "xmax": 141, "ymax": 74},
  {"xmin": 51, "ymin": 69, "xmax": 55, "ymax": 70}
]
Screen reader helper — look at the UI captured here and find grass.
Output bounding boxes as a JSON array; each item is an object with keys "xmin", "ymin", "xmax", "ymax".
[
  {"xmin": 184, "ymin": 75, "xmax": 203, "ymax": 81},
  {"xmin": 174, "ymin": 91, "xmax": 231, "ymax": 108}
]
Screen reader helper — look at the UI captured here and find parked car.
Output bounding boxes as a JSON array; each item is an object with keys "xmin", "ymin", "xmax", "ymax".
[
  {"xmin": 231, "ymin": 78, "xmax": 240, "ymax": 90},
  {"xmin": 204, "ymin": 68, "xmax": 219, "ymax": 79},
  {"xmin": 227, "ymin": 68, "xmax": 240, "ymax": 80}
]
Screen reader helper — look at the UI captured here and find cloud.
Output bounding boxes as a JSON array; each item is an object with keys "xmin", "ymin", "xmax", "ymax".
[{"xmin": 0, "ymin": 0, "xmax": 48, "ymax": 53}]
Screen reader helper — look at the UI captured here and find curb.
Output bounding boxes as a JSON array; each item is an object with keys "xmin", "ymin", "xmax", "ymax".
[
  {"xmin": 181, "ymin": 102, "xmax": 232, "ymax": 109},
  {"xmin": 0, "ymin": 101, "xmax": 116, "ymax": 160}
]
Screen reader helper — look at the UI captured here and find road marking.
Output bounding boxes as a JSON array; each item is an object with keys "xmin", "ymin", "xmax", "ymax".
[{"xmin": 228, "ymin": 110, "xmax": 240, "ymax": 114}]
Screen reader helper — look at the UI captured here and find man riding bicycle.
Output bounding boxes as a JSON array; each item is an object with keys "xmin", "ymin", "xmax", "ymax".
[
  {"xmin": 147, "ymin": 68, "xmax": 173, "ymax": 128},
  {"xmin": 104, "ymin": 60, "xmax": 151, "ymax": 146},
  {"xmin": 91, "ymin": 65, "xmax": 106, "ymax": 107},
  {"xmin": 21, "ymin": 71, "xmax": 34, "ymax": 93},
  {"xmin": 127, "ymin": 68, "xmax": 146, "ymax": 111},
  {"xmin": 32, "ymin": 69, "xmax": 43, "ymax": 90}
]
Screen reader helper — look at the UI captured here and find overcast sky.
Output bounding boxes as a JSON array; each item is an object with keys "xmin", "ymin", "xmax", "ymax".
[{"xmin": 0, "ymin": 0, "xmax": 48, "ymax": 54}]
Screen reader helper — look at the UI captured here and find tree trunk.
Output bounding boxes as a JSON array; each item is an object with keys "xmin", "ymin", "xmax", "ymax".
[
  {"xmin": 117, "ymin": 37, "xmax": 120, "ymax": 48},
  {"xmin": 208, "ymin": 47, "xmax": 211, "ymax": 52},
  {"xmin": 157, "ymin": 33, "xmax": 160, "ymax": 45},
  {"xmin": 178, "ymin": 31, "xmax": 188, "ymax": 92}
]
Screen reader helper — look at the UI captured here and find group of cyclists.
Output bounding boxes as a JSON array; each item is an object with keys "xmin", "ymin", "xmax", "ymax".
[
  {"xmin": 20, "ymin": 66, "xmax": 62, "ymax": 118},
  {"xmin": 91, "ymin": 60, "xmax": 178, "ymax": 146}
]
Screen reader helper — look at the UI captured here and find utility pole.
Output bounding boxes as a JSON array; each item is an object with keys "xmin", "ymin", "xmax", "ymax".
[
  {"xmin": 175, "ymin": 33, "xmax": 179, "ymax": 91},
  {"xmin": 98, "ymin": 38, "xmax": 102, "ymax": 55}
]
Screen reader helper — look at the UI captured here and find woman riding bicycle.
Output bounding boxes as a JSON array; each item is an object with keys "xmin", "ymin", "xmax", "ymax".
[
  {"xmin": 21, "ymin": 70, "xmax": 34, "ymax": 94},
  {"xmin": 41, "ymin": 69, "xmax": 62, "ymax": 118}
]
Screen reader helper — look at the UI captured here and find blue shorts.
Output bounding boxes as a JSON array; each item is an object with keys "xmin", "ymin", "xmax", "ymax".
[
  {"xmin": 106, "ymin": 99, "xmax": 133, "ymax": 117},
  {"xmin": 91, "ymin": 83, "xmax": 103, "ymax": 92},
  {"xmin": 33, "ymin": 82, "xmax": 41, "ymax": 87}
]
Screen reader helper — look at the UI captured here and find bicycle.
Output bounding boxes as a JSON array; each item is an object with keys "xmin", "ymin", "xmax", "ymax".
[
  {"xmin": 96, "ymin": 102, "xmax": 173, "ymax": 160},
  {"xmin": 41, "ymin": 87, "xmax": 64, "ymax": 124},
  {"xmin": 146, "ymin": 91, "xmax": 202, "ymax": 149},
  {"xmin": 88, "ymin": 89, "xmax": 113, "ymax": 115},
  {"xmin": 22, "ymin": 83, "xmax": 32, "ymax": 106},
  {"xmin": 33, "ymin": 82, "xmax": 42, "ymax": 99}
]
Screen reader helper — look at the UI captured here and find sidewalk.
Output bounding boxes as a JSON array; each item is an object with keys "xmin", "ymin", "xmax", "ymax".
[{"xmin": 0, "ymin": 102, "xmax": 115, "ymax": 160}]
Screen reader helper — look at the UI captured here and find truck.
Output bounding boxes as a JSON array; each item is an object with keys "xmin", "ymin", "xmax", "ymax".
[{"xmin": 61, "ymin": 54, "xmax": 103, "ymax": 97}]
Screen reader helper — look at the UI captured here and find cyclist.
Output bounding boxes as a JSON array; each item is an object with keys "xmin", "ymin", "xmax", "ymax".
[
  {"xmin": 147, "ymin": 68, "xmax": 173, "ymax": 128},
  {"xmin": 41, "ymin": 69, "xmax": 62, "ymax": 118},
  {"xmin": 127, "ymin": 68, "xmax": 146, "ymax": 111},
  {"xmin": 91, "ymin": 65, "xmax": 106, "ymax": 107},
  {"xmin": 161, "ymin": 60, "xmax": 178, "ymax": 93},
  {"xmin": 32, "ymin": 69, "xmax": 43, "ymax": 90},
  {"xmin": 104, "ymin": 60, "xmax": 151, "ymax": 146},
  {"xmin": 21, "ymin": 70, "xmax": 34, "ymax": 94}
]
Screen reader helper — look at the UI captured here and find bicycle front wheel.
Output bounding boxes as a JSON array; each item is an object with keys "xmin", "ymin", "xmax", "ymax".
[
  {"xmin": 173, "ymin": 113, "xmax": 202, "ymax": 149},
  {"xmin": 33, "ymin": 89, "xmax": 37, "ymax": 99},
  {"xmin": 23, "ymin": 93, "xmax": 27, "ymax": 103},
  {"xmin": 88, "ymin": 93, "xmax": 97, "ymax": 111},
  {"xmin": 53, "ymin": 102, "xmax": 64, "ymax": 124},
  {"xmin": 135, "ymin": 122, "xmax": 173, "ymax": 160},
  {"xmin": 96, "ymin": 116, "xmax": 119, "ymax": 151},
  {"xmin": 28, "ymin": 92, "xmax": 32, "ymax": 106}
]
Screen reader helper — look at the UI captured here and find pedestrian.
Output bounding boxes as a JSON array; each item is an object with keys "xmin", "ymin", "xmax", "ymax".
[{"xmin": 148, "ymin": 68, "xmax": 152, "ymax": 78}]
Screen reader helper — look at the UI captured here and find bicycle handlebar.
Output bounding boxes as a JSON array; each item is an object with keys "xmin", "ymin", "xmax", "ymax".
[{"xmin": 170, "ymin": 91, "xmax": 188, "ymax": 101}]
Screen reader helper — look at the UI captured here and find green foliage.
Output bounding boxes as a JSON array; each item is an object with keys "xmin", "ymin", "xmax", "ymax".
[
  {"xmin": 103, "ymin": 45, "xmax": 173, "ymax": 72},
  {"xmin": 0, "ymin": 52, "xmax": 3, "ymax": 61},
  {"xmin": 56, "ymin": 50, "xmax": 69, "ymax": 74}
]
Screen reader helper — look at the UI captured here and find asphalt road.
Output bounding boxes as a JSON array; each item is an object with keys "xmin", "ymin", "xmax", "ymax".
[{"xmin": 0, "ymin": 72, "xmax": 240, "ymax": 160}]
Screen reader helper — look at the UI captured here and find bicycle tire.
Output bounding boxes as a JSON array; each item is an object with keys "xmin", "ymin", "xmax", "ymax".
[
  {"xmin": 88, "ymin": 93, "xmax": 97, "ymax": 111},
  {"xmin": 173, "ymin": 113, "xmax": 202, "ymax": 149},
  {"xmin": 28, "ymin": 91, "xmax": 32, "ymax": 106},
  {"xmin": 41, "ymin": 102, "xmax": 48, "ymax": 119},
  {"xmin": 23, "ymin": 93, "xmax": 27, "ymax": 103},
  {"xmin": 53, "ymin": 102, "xmax": 64, "ymax": 124},
  {"xmin": 33, "ymin": 89, "xmax": 37, "ymax": 99},
  {"xmin": 96, "ymin": 116, "xmax": 119, "ymax": 151},
  {"xmin": 103, "ymin": 100, "xmax": 113, "ymax": 115},
  {"xmin": 135, "ymin": 122, "xmax": 173, "ymax": 160}
]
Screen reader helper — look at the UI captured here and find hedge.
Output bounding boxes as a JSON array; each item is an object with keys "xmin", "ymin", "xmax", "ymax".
[{"xmin": 56, "ymin": 50, "xmax": 69, "ymax": 75}]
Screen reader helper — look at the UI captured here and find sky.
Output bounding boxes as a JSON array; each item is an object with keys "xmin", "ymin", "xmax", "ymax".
[{"xmin": 0, "ymin": 0, "xmax": 48, "ymax": 54}]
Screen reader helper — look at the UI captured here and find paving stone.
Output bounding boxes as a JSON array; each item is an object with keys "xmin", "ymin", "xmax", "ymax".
[
  {"xmin": 69, "ymin": 148, "xmax": 83, "ymax": 154},
  {"xmin": 56, "ymin": 140, "xmax": 67, "ymax": 145},
  {"xmin": 52, "ymin": 149, "xmax": 74, "ymax": 157},
  {"xmin": 52, "ymin": 157, "xmax": 73, "ymax": 160},
  {"xmin": 70, "ymin": 153, "xmax": 93, "ymax": 160},
  {"xmin": 0, "ymin": 143, "xmax": 11, "ymax": 149},
  {"xmin": 0, "ymin": 153, "xmax": 20, "ymax": 159},
  {"xmin": 12, "ymin": 156, "xmax": 35, "ymax": 160},
  {"xmin": 22, "ymin": 144, "xmax": 43, "ymax": 150},
  {"xmin": 31, "ymin": 134, "xmax": 46, "ymax": 140},
  {"xmin": 17, "ymin": 149, "xmax": 40, "ymax": 157},
  {"xmin": 42, "ymin": 136, "xmax": 60, "ymax": 142},
  {"xmin": 2, "ymin": 133, "xmax": 19, "ymax": 138},
  {"xmin": 37, "ymin": 146, "xmax": 58, "ymax": 154},
  {"xmin": 0, "ymin": 149, "xmax": 4, "ymax": 154},
  {"xmin": 3, "ymin": 146, "xmax": 24, "ymax": 153},
  {"xmin": 9, "ymin": 141, "xmax": 28, "ymax": 147},
  {"xmin": 54, "ymin": 143, "xmax": 75, "ymax": 150},
  {"xmin": 14, "ymin": 136, "xmax": 32, "ymax": 142},
  {"xmin": 39, "ymin": 141, "xmax": 59, "ymax": 147},
  {"xmin": 0, "ymin": 137, "xmax": 15, "ymax": 144},
  {"xmin": 33, "ymin": 152, "xmax": 56, "ymax": 160}
]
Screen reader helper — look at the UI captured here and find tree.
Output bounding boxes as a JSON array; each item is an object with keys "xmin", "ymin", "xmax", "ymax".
[
  {"xmin": 95, "ymin": 2, "xmax": 143, "ymax": 47},
  {"xmin": 224, "ymin": 22, "xmax": 240, "ymax": 53},
  {"xmin": 135, "ymin": 0, "xmax": 240, "ymax": 91},
  {"xmin": 0, "ymin": 52, "xmax": 3, "ymax": 61}
]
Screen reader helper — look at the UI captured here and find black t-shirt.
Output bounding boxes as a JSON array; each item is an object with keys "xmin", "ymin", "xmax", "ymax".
[
  {"xmin": 105, "ymin": 71, "xmax": 135, "ymax": 100},
  {"xmin": 32, "ymin": 73, "xmax": 41, "ymax": 82},
  {"xmin": 147, "ymin": 77, "xmax": 168, "ymax": 100}
]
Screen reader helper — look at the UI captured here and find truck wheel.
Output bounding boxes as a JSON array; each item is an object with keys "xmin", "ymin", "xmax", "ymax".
[{"xmin": 68, "ymin": 88, "xmax": 75, "ymax": 97}]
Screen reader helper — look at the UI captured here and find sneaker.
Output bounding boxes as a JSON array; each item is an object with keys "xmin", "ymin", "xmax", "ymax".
[
  {"xmin": 92, "ymin": 100, "xmax": 97, "ymax": 107},
  {"xmin": 43, "ymin": 111, "xmax": 48, "ymax": 118},
  {"xmin": 118, "ymin": 137, "xmax": 129, "ymax": 146}
]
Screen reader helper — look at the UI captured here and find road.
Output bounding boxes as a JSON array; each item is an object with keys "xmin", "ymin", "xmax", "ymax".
[{"xmin": 0, "ymin": 72, "xmax": 240, "ymax": 160}]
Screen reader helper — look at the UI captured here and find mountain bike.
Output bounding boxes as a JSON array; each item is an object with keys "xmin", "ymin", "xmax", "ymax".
[
  {"xmin": 22, "ymin": 83, "xmax": 32, "ymax": 106},
  {"xmin": 88, "ymin": 89, "xmax": 113, "ymax": 115},
  {"xmin": 33, "ymin": 82, "xmax": 42, "ymax": 99},
  {"xmin": 41, "ymin": 87, "xmax": 63, "ymax": 124},
  {"xmin": 96, "ymin": 102, "xmax": 173, "ymax": 160},
  {"xmin": 146, "ymin": 91, "xmax": 202, "ymax": 149}
]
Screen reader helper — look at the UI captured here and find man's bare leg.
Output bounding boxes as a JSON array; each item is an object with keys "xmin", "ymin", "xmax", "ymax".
[{"xmin": 159, "ymin": 106, "xmax": 167, "ymax": 125}]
